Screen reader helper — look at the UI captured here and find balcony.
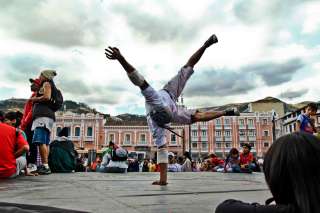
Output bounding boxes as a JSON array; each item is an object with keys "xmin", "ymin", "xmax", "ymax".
[
  {"xmin": 85, "ymin": 136, "xmax": 94, "ymax": 142},
  {"xmin": 122, "ymin": 141, "xmax": 132, "ymax": 146},
  {"xmin": 248, "ymin": 136, "xmax": 256, "ymax": 141},
  {"xmin": 201, "ymin": 136, "xmax": 208, "ymax": 141},
  {"xmin": 238, "ymin": 125, "xmax": 246, "ymax": 129},
  {"xmin": 215, "ymin": 125, "xmax": 222, "ymax": 129},
  {"xmin": 239, "ymin": 136, "xmax": 246, "ymax": 141},
  {"xmin": 247, "ymin": 125, "xmax": 256, "ymax": 129},
  {"xmin": 136, "ymin": 141, "xmax": 148, "ymax": 146},
  {"xmin": 224, "ymin": 136, "xmax": 232, "ymax": 141},
  {"xmin": 224, "ymin": 125, "xmax": 232, "ymax": 129},
  {"xmin": 215, "ymin": 137, "xmax": 223, "ymax": 142}
]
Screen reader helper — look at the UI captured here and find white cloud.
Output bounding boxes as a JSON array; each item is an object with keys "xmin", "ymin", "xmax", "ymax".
[
  {"xmin": 301, "ymin": 2, "xmax": 320, "ymax": 34},
  {"xmin": 0, "ymin": 0, "xmax": 319, "ymax": 115}
]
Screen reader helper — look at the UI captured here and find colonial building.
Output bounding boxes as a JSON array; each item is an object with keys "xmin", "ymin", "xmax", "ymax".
[
  {"xmin": 52, "ymin": 111, "xmax": 105, "ymax": 152},
  {"xmin": 189, "ymin": 112, "xmax": 274, "ymax": 159},
  {"xmin": 104, "ymin": 116, "xmax": 185, "ymax": 159},
  {"xmin": 53, "ymin": 111, "xmax": 274, "ymax": 159}
]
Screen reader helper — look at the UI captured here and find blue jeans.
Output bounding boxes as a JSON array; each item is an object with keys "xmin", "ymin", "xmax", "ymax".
[{"xmin": 32, "ymin": 127, "xmax": 50, "ymax": 145}]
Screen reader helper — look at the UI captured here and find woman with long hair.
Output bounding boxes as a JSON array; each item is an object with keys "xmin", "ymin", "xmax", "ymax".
[{"xmin": 216, "ymin": 132, "xmax": 320, "ymax": 213}]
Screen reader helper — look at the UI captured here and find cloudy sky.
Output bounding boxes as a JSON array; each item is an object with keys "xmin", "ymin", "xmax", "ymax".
[{"xmin": 0, "ymin": 0, "xmax": 319, "ymax": 115}]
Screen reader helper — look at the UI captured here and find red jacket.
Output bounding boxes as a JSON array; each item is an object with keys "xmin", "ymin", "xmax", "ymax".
[
  {"xmin": 240, "ymin": 152, "xmax": 254, "ymax": 165},
  {"xmin": 20, "ymin": 93, "xmax": 36, "ymax": 131}
]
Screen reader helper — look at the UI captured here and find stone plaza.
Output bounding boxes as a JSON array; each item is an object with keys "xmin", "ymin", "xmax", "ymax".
[{"xmin": 0, "ymin": 172, "xmax": 271, "ymax": 213}]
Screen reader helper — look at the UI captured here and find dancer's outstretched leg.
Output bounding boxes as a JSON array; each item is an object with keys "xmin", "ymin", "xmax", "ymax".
[
  {"xmin": 192, "ymin": 109, "xmax": 240, "ymax": 123},
  {"xmin": 163, "ymin": 34, "xmax": 218, "ymax": 101}
]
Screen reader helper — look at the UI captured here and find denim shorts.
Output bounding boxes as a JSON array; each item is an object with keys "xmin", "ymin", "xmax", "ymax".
[{"xmin": 32, "ymin": 127, "xmax": 50, "ymax": 145}]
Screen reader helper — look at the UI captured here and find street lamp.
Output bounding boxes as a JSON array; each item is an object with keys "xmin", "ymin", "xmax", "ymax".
[{"xmin": 272, "ymin": 110, "xmax": 276, "ymax": 142}]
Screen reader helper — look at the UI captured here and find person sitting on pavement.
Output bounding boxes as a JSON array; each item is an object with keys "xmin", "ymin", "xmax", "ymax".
[
  {"xmin": 99, "ymin": 141, "xmax": 128, "ymax": 173},
  {"xmin": 206, "ymin": 153, "xmax": 224, "ymax": 171},
  {"xmin": 48, "ymin": 127, "xmax": 77, "ymax": 173},
  {"xmin": 168, "ymin": 152, "xmax": 181, "ymax": 172},
  {"xmin": 240, "ymin": 143, "xmax": 256, "ymax": 172},
  {"xmin": 217, "ymin": 148, "xmax": 241, "ymax": 173},
  {"xmin": 0, "ymin": 112, "xmax": 29, "ymax": 178},
  {"xmin": 216, "ymin": 132, "xmax": 320, "ymax": 213},
  {"xmin": 182, "ymin": 151, "xmax": 192, "ymax": 172}
]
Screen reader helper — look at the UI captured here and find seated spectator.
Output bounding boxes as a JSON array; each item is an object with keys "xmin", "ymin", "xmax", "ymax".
[
  {"xmin": 128, "ymin": 158, "xmax": 139, "ymax": 172},
  {"xmin": 168, "ymin": 152, "xmax": 181, "ymax": 172},
  {"xmin": 3, "ymin": 111, "xmax": 35, "ymax": 176},
  {"xmin": 217, "ymin": 148, "xmax": 240, "ymax": 173},
  {"xmin": 216, "ymin": 132, "xmax": 320, "ymax": 213},
  {"xmin": 0, "ymin": 120, "xmax": 29, "ymax": 178},
  {"xmin": 90, "ymin": 156, "xmax": 102, "ymax": 172},
  {"xmin": 142, "ymin": 159, "xmax": 150, "ymax": 172},
  {"xmin": 182, "ymin": 151, "xmax": 192, "ymax": 172},
  {"xmin": 98, "ymin": 141, "xmax": 128, "ymax": 173},
  {"xmin": 148, "ymin": 160, "xmax": 156, "ymax": 172},
  {"xmin": 207, "ymin": 153, "xmax": 224, "ymax": 171},
  {"xmin": 191, "ymin": 161, "xmax": 200, "ymax": 172},
  {"xmin": 240, "ymin": 143, "xmax": 256, "ymax": 172},
  {"xmin": 48, "ymin": 127, "xmax": 77, "ymax": 173}
]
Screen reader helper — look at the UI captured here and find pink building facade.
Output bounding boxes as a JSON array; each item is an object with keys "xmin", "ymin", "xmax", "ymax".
[
  {"xmin": 52, "ymin": 112, "xmax": 105, "ymax": 152},
  {"xmin": 53, "ymin": 112, "xmax": 273, "ymax": 158}
]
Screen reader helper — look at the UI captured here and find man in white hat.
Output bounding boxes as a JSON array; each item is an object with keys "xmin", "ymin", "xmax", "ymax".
[{"xmin": 30, "ymin": 69, "xmax": 57, "ymax": 175}]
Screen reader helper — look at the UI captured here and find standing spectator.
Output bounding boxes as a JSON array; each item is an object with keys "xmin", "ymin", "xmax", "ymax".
[
  {"xmin": 216, "ymin": 132, "xmax": 320, "ymax": 213},
  {"xmin": 296, "ymin": 103, "xmax": 318, "ymax": 134},
  {"xmin": 240, "ymin": 143, "xmax": 256, "ymax": 172},
  {"xmin": 31, "ymin": 70, "xmax": 62, "ymax": 175},
  {"xmin": 21, "ymin": 78, "xmax": 41, "ymax": 173},
  {"xmin": 0, "ymin": 120, "xmax": 29, "ymax": 178},
  {"xmin": 182, "ymin": 151, "xmax": 192, "ymax": 172}
]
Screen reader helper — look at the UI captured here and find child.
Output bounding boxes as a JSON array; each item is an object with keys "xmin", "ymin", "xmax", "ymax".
[
  {"xmin": 217, "ymin": 148, "xmax": 240, "ymax": 173},
  {"xmin": 296, "ymin": 103, "xmax": 318, "ymax": 134}
]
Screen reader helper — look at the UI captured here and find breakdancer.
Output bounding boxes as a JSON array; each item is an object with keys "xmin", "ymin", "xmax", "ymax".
[{"xmin": 105, "ymin": 34, "xmax": 239, "ymax": 185}]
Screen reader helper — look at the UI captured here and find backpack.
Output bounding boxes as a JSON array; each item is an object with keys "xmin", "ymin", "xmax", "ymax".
[
  {"xmin": 48, "ymin": 139, "xmax": 76, "ymax": 173},
  {"xmin": 111, "ymin": 147, "xmax": 128, "ymax": 161},
  {"xmin": 48, "ymin": 81, "xmax": 63, "ymax": 112}
]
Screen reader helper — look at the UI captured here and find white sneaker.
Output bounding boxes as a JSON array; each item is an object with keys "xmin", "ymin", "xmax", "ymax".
[{"xmin": 27, "ymin": 163, "xmax": 37, "ymax": 173}]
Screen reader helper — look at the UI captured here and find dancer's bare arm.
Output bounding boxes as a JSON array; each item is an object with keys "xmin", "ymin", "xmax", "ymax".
[
  {"xmin": 105, "ymin": 47, "xmax": 135, "ymax": 74},
  {"xmin": 185, "ymin": 34, "xmax": 218, "ymax": 68}
]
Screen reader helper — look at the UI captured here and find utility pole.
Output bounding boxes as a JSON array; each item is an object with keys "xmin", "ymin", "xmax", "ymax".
[{"xmin": 272, "ymin": 110, "xmax": 276, "ymax": 142}]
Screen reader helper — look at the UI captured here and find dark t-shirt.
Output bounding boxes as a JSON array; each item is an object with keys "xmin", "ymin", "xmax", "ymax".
[{"xmin": 215, "ymin": 199, "xmax": 295, "ymax": 213}]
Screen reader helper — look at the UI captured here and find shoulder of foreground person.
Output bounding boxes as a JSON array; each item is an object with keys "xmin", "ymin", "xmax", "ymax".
[{"xmin": 215, "ymin": 199, "xmax": 295, "ymax": 213}]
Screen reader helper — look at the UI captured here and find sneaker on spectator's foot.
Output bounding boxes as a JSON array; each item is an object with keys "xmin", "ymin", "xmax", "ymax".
[
  {"xmin": 27, "ymin": 163, "xmax": 37, "ymax": 173},
  {"xmin": 225, "ymin": 108, "xmax": 240, "ymax": 116},
  {"xmin": 37, "ymin": 165, "xmax": 51, "ymax": 175}
]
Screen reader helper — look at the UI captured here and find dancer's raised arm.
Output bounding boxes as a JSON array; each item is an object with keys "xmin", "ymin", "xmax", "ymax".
[
  {"xmin": 105, "ymin": 46, "xmax": 148, "ymax": 89},
  {"xmin": 105, "ymin": 46, "xmax": 136, "ymax": 74},
  {"xmin": 184, "ymin": 34, "xmax": 218, "ymax": 68}
]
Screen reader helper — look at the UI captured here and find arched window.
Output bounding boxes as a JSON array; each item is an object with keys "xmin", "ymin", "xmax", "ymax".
[
  {"xmin": 87, "ymin": 127, "xmax": 93, "ymax": 137},
  {"xmin": 56, "ymin": 127, "xmax": 62, "ymax": 136},
  {"xmin": 75, "ymin": 127, "xmax": 80, "ymax": 136}
]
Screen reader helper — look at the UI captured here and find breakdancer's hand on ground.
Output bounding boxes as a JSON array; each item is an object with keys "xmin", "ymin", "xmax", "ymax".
[
  {"xmin": 204, "ymin": 34, "xmax": 218, "ymax": 48},
  {"xmin": 105, "ymin": 46, "xmax": 122, "ymax": 60}
]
